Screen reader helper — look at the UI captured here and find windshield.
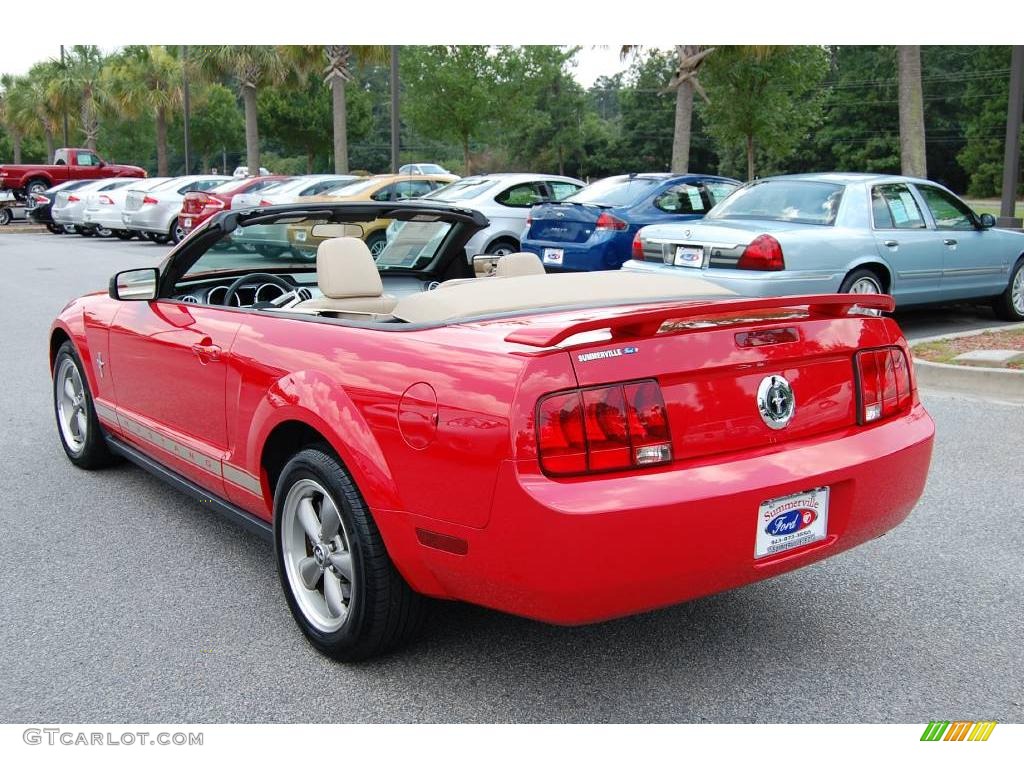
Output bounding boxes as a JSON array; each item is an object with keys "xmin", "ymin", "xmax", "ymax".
[
  {"xmin": 326, "ymin": 178, "xmax": 380, "ymax": 198},
  {"xmin": 425, "ymin": 178, "xmax": 499, "ymax": 201},
  {"xmin": 566, "ymin": 176, "xmax": 662, "ymax": 207},
  {"xmin": 183, "ymin": 213, "xmax": 458, "ymax": 279},
  {"xmin": 707, "ymin": 180, "xmax": 845, "ymax": 225}
]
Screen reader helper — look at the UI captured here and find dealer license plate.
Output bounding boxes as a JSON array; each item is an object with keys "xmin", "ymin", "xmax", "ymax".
[
  {"xmin": 294, "ymin": 230, "xmax": 307, "ymax": 242},
  {"xmin": 674, "ymin": 245, "xmax": 703, "ymax": 267},
  {"xmin": 754, "ymin": 487, "xmax": 829, "ymax": 559},
  {"xmin": 183, "ymin": 217, "xmax": 192, "ymax": 229},
  {"xmin": 542, "ymin": 248, "xmax": 564, "ymax": 266}
]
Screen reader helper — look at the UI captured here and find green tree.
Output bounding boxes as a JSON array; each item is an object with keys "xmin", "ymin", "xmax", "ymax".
[
  {"xmin": 195, "ymin": 46, "xmax": 293, "ymax": 176},
  {"xmin": 701, "ymin": 46, "xmax": 829, "ymax": 180},
  {"xmin": 187, "ymin": 84, "xmax": 244, "ymax": 173},
  {"xmin": 48, "ymin": 46, "xmax": 106, "ymax": 150},
  {"xmin": 402, "ymin": 45, "xmax": 498, "ymax": 174},
  {"xmin": 106, "ymin": 46, "xmax": 183, "ymax": 175},
  {"xmin": 957, "ymin": 46, "xmax": 1020, "ymax": 197}
]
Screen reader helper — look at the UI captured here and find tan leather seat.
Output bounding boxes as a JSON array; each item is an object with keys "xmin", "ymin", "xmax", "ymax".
[
  {"xmin": 438, "ymin": 252, "xmax": 546, "ymax": 289},
  {"xmin": 494, "ymin": 252, "xmax": 545, "ymax": 277},
  {"xmin": 293, "ymin": 237, "xmax": 397, "ymax": 314}
]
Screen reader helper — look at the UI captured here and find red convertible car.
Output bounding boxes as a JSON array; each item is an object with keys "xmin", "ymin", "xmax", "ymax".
[{"xmin": 50, "ymin": 201, "xmax": 935, "ymax": 660}]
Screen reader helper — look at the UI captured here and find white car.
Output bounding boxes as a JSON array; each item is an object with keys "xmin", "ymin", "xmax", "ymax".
[
  {"xmin": 235, "ymin": 174, "xmax": 361, "ymax": 208},
  {"xmin": 233, "ymin": 166, "xmax": 271, "ymax": 178},
  {"xmin": 82, "ymin": 176, "xmax": 171, "ymax": 239},
  {"xmin": 51, "ymin": 178, "xmax": 137, "ymax": 236},
  {"xmin": 399, "ymin": 163, "xmax": 458, "ymax": 179},
  {"xmin": 122, "ymin": 175, "xmax": 230, "ymax": 244},
  {"xmin": 405, "ymin": 173, "xmax": 585, "ymax": 259}
]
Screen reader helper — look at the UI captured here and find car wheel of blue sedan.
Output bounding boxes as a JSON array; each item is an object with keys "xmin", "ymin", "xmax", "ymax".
[{"xmin": 993, "ymin": 258, "xmax": 1024, "ymax": 321}]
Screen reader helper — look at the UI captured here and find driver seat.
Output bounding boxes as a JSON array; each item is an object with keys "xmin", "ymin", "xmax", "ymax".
[{"xmin": 293, "ymin": 237, "xmax": 398, "ymax": 315}]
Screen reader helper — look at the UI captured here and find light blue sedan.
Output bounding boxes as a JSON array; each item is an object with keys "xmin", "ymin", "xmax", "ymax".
[{"xmin": 625, "ymin": 173, "xmax": 1024, "ymax": 320}]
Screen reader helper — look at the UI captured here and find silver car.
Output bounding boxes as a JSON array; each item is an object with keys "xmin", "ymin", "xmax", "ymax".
[
  {"xmin": 626, "ymin": 173, "xmax": 1024, "ymax": 320},
  {"xmin": 82, "ymin": 176, "xmax": 171, "ymax": 239},
  {"xmin": 122, "ymin": 175, "xmax": 229, "ymax": 244},
  {"xmin": 408, "ymin": 173, "xmax": 585, "ymax": 259},
  {"xmin": 51, "ymin": 178, "xmax": 136, "ymax": 235}
]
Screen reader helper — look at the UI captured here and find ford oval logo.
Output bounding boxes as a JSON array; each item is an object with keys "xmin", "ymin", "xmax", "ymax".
[{"xmin": 764, "ymin": 508, "xmax": 817, "ymax": 537}]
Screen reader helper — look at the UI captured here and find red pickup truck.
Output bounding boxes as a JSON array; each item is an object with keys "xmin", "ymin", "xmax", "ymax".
[{"xmin": 0, "ymin": 148, "xmax": 146, "ymax": 200}]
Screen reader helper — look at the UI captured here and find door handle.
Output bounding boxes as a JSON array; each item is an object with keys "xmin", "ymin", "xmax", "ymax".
[
  {"xmin": 883, "ymin": 240, "xmax": 898, "ymax": 248},
  {"xmin": 943, "ymin": 238, "xmax": 958, "ymax": 246},
  {"xmin": 190, "ymin": 340, "xmax": 221, "ymax": 362}
]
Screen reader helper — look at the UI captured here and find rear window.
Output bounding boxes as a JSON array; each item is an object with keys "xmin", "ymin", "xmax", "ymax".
[
  {"xmin": 425, "ymin": 178, "xmax": 500, "ymax": 201},
  {"xmin": 326, "ymin": 178, "xmax": 381, "ymax": 198},
  {"xmin": 566, "ymin": 176, "xmax": 663, "ymax": 207},
  {"xmin": 707, "ymin": 180, "xmax": 844, "ymax": 226}
]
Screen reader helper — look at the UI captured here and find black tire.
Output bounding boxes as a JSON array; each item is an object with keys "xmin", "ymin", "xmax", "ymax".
[
  {"xmin": 152, "ymin": 233, "xmax": 170, "ymax": 244},
  {"xmin": 485, "ymin": 238, "xmax": 519, "ymax": 257},
  {"xmin": 74, "ymin": 226, "xmax": 95, "ymax": 237},
  {"xmin": 95, "ymin": 226, "xmax": 113, "ymax": 238},
  {"xmin": 52, "ymin": 341, "xmax": 117, "ymax": 470},
  {"xmin": 0, "ymin": 208, "xmax": 11, "ymax": 226},
  {"xmin": 365, "ymin": 231, "xmax": 387, "ymax": 259},
  {"xmin": 274, "ymin": 446, "xmax": 426, "ymax": 661},
  {"xmin": 47, "ymin": 223, "xmax": 64, "ymax": 234},
  {"xmin": 169, "ymin": 220, "xmax": 185, "ymax": 245},
  {"xmin": 993, "ymin": 257, "xmax": 1024, "ymax": 321},
  {"xmin": 25, "ymin": 178, "xmax": 49, "ymax": 197},
  {"xmin": 113, "ymin": 230, "xmax": 134, "ymax": 240},
  {"xmin": 839, "ymin": 267, "xmax": 885, "ymax": 295},
  {"xmin": 257, "ymin": 245, "xmax": 287, "ymax": 258}
]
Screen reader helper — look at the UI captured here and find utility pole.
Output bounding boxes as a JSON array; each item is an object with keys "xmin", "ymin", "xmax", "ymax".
[
  {"xmin": 182, "ymin": 45, "xmax": 192, "ymax": 174},
  {"xmin": 998, "ymin": 46, "xmax": 1023, "ymax": 229},
  {"xmin": 59, "ymin": 45, "xmax": 69, "ymax": 148},
  {"xmin": 390, "ymin": 46, "xmax": 400, "ymax": 173}
]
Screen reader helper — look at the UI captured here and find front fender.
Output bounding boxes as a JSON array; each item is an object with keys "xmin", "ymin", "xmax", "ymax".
[{"xmin": 240, "ymin": 369, "xmax": 402, "ymax": 512}]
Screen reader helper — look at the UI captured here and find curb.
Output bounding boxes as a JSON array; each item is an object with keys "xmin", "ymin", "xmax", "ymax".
[{"xmin": 910, "ymin": 323, "xmax": 1024, "ymax": 404}]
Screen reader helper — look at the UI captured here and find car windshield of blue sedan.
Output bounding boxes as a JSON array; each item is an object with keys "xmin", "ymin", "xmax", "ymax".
[
  {"xmin": 707, "ymin": 180, "xmax": 844, "ymax": 225},
  {"xmin": 566, "ymin": 176, "xmax": 662, "ymax": 207}
]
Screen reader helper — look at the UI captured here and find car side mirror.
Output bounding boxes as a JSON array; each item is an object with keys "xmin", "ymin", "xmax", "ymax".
[
  {"xmin": 472, "ymin": 253, "xmax": 500, "ymax": 277},
  {"xmin": 109, "ymin": 268, "xmax": 159, "ymax": 301},
  {"xmin": 979, "ymin": 213, "xmax": 996, "ymax": 229}
]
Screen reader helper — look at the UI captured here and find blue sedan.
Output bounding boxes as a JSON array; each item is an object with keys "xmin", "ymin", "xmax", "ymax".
[
  {"xmin": 520, "ymin": 173, "xmax": 740, "ymax": 272},
  {"xmin": 625, "ymin": 173, "xmax": 1024, "ymax": 320}
]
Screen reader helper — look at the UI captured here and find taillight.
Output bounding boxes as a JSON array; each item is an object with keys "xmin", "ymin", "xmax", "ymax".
[
  {"xmin": 259, "ymin": 199, "xmax": 272, "ymax": 207},
  {"xmin": 856, "ymin": 347, "xmax": 913, "ymax": 424},
  {"xmin": 738, "ymin": 234, "xmax": 784, "ymax": 270},
  {"xmin": 67, "ymin": 195, "xmax": 80, "ymax": 203},
  {"xmin": 33, "ymin": 194, "xmax": 49, "ymax": 204},
  {"xmin": 142, "ymin": 195, "xmax": 158, "ymax": 205},
  {"xmin": 595, "ymin": 211, "xmax": 628, "ymax": 231},
  {"xmin": 525, "ymin": 213, "xmax": 532, "ymax": 226},
  {"xmin": 631, "ymin": 233, "xmax": 644, "ymax": 260},
  {"xmin": 537, "ymin": 379, "xmax": 672, "ymax": 476},
  {"xmin": 99, "ymin": 195, "xmax": 114, "ymax": 205}
]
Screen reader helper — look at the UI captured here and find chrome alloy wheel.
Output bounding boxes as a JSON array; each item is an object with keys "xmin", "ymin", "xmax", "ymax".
[
  {"xmin": 56, "ymin": 358, "xmax": 88, "ymax": 454},
  {"xmin": 1012, "ymin": 267, "xmax": 1024, "ymax": 315},
  {"xmin": 281, "ymin": 479, "xmax": 355, "ymax": 633},
  {"xmin": 848, "ymin": 275, "xmax": 882, "ymax": 294}
]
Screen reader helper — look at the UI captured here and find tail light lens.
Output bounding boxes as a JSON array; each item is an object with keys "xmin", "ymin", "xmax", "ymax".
[
  {"xmin": 67, "ymin": 195, "xmax": 80, "ymax": 203},
  {"xmin": 738, "ymin": 234, "xmax": 784, "ymax": 270},
  {"xmin": 856, "ymin": 346, "xmax": 913, "ymax": 424},
  {"xmin": 33, "ymin": 194, "xmax": 49, "ymax": 204},
  {"xmin": 631, "ymin": 233, "xmax": 645, "ymax": 260},
  {"xmin": 595, "ymin": 211, "xmax": 628, "ymax": 231},
  {"xmin": 141, "ymin": 195, "xmax": 158, "ymax": 205},
  {"xmin": 537, "ymin": 379, "xmax": 672, "ymax": 476},
  {"xmin": 99, "ymin": 195, "xmax": 114, "ymax": 205},
  {"xmin": 259, "ymin": 199, "xmax": 272, "ymax": 207}
]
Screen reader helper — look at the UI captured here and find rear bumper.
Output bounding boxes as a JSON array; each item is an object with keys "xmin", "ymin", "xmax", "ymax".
[
  {"xmin": 52, "ymin": 206, "xmax": 85, "ymax": 226},
  {"xmin": 622, "ymin": 259, "xmax": 843, "ymax": 296},
  {"xmin": 378, "ymin": 403, "xmax": 934, "ymax": 624},
  {"xmin": 123, "ymin": 205, "xmax": 173, "ymax": 234},
  {"xmin": 84, "ymin": 208, "xmax": 126, "ymax": 230},
  {"xmin": 521, "ymin": 235, "xmax": 626, "ymax": 272}
]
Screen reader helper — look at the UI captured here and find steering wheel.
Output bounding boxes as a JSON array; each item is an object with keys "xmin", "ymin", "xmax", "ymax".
[{"xmin": 221, "ymin": 272, "xmax": 294, "ymax": 307}]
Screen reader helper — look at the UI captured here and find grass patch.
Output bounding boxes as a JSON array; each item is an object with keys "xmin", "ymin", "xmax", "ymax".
[{"xmin": 913, "ymin": 328, "xmax": 1024, "ymax": 369}]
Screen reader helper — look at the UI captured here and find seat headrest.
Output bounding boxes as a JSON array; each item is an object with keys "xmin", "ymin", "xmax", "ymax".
[
  {"xmin": 316, "ymin": 237, "xmax": 383, "ymax": 299},
  {"xmin": 495, "ymin": 251, "xmax": 546, "ymax": 278}
]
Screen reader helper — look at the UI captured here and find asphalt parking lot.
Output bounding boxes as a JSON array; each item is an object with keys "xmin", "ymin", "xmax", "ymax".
[{"xmin": 1, "ymin": 231, "xmax": 1022, "ymax": 723}]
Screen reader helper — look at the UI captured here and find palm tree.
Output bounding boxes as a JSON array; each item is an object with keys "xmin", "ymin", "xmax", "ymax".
[
  {"xmin": 288, "ymin": 45, "xmax": 388, "ymax": 173},
  {"xmin": 17, "ymin": 63, "xmax": 66, "ymax": 159},
  {"xmin": 48, "ymin": 46, "xmax": 106, "ymax": 151},
  {"xmin": 621, "ymin": 45, "xmax": 715, "ymax": 173},
  {"xmin": 0, "ymin": 74, "xmax": 26, "ymax": 163},
  {"xmin": 897, "ymin": 45, "xmax": 927, "ymax": 177},
  {"xmin": 195, "ymin": 46, "xmax": 292, "ymax": 177},
  {"xmin": 108, "ymin": 46, "xmax": 184, "ymax": 175}
]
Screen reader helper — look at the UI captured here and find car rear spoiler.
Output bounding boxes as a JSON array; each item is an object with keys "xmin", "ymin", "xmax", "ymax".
[{"xmin": 504, "ymin": 294, "xmax": 895, "ymax": 348}]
